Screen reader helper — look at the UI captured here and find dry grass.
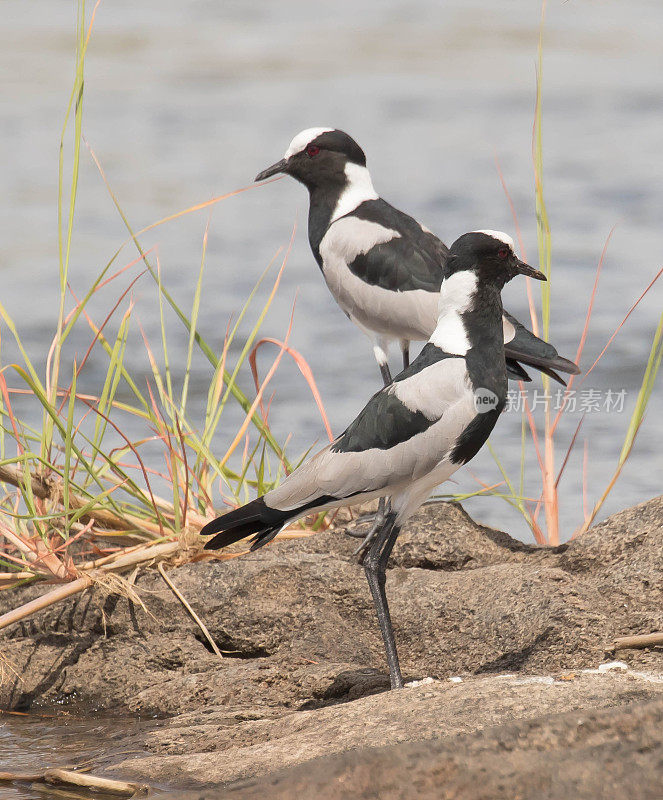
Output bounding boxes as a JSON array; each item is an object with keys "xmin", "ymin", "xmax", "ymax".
[{"xmin": 0, "ymin": 0, "xmax": 332, "ymax": 632}]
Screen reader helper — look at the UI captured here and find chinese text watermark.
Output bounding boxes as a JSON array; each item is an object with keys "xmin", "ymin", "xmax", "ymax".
[{"xmin": 504, "ymin": 388, "xmax": 627, "ymax": 414}]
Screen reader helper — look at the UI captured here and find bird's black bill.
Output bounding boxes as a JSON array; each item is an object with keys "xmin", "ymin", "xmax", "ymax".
[
  {"xmin": 516, "ymin": 260, "xmax": 546, "ymax": 281},
  {"xmin": 255, "ymin": 158, "xmax": 287, "ymax": 182}
]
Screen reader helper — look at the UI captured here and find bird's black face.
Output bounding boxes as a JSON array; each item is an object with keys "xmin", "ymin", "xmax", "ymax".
[
  {"xmin": 447, "ymin": 231, "xmax": 546, "ymax": 288},
  {"xmin": 255, "ymin": 128, "xmax": 367, "ymax": 191}
]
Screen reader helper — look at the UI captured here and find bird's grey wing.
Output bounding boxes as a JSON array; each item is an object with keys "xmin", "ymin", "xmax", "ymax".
[
  {"xmin": 265, "ymin": 357, "xmax": 474, "ymax": 512},
  {"xmin": 502, "ymin": 310, "xmax": 580, "ymax": 379},
  {"xmin": 345, "ymin": 236, "xmax": 444, "ymax": 292}
]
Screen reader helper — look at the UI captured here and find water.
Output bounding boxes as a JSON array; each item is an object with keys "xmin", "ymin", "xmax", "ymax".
[
  {"xmin": 2, "ymin": 0, "xmax": 663, "ymax": 541},
  {"xmin": 0, "ymin": 715, "xmax": 148, "ymax": 799},
  {"xmin": 0, "ymin": 714, "xmax": 209, "ymax": 799},
  {"xmin": 1, "ymin": 0, "xmax": 663, "ymax": 791}
]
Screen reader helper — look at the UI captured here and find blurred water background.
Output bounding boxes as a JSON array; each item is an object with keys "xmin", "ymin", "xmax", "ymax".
[
  {"xmin": 2, "ymin": 1, "xmax": 663, "ymax": 794},
  {"xmin": 2, "ymin": 0, "xmax": 662, "ymax": 543}
]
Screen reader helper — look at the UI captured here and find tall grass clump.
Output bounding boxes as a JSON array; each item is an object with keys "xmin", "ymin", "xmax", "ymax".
[
  {"xmin": 0, "ymin": 0, "xmax": 331, "ymax": 633},
  {"xmin": 477, "ymin": 0, "xmax": 663, "ymax": 546}
]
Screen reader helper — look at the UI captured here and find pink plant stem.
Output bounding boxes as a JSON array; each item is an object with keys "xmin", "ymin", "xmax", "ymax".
[{"xmin": 543, "ymin": 398, "xmax": 558, "ymax": 546}]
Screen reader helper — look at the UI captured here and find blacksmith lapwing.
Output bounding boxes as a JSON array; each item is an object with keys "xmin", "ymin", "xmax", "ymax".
[
  {"xmin": 255, "ymin": 127, "xmax": 579, "ymax": 385},
  {"xmin": 202, "ymin": 230, "xmax": 546, "ymax": 690}
]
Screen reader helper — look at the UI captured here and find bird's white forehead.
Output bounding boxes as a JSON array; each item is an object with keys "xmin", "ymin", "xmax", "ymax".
[
  {"xmin": 284, "ymin": 127, "xmax": 334, "ymax": 159},
  {"xmin": 473, "ymin": 230, "xmax": 516, "ymax": 249}
]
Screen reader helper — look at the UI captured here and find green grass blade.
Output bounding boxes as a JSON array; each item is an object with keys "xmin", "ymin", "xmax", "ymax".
[
  {"xmin": 62, "ymin": 362, "xmax": 78, "ymax": 536},
  {"xmin": 87, "ymin": 159, "xmax": 290, "ymax": 464},
  {"xmin": 619, "ymin": 311, "xmax": 663, "ymax": 465},
  {"xmin": 180, "ymin": 221, "xmax": 210, "ymax": 417}
]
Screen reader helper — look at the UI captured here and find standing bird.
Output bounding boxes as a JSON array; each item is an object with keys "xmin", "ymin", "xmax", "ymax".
[
  {"xmin": 255, "ymin": 127, "xmax": 578, "ymax": 385},
  {"xmin": 202, "ymin": 230, "xmax": 546, "ymax": 690}
]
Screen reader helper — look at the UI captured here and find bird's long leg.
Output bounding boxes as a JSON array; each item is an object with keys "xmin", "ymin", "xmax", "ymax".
[
  {"xmin": 400, "ymin": 339, "xmax": 410, "ymax": 370},
  {"xmin": 373, "ymin": 339, "xmax": 393, "ymax": 385},
  {"xmin": 363, "ymin": 512, "xmax": 403, "ymax": 689}
]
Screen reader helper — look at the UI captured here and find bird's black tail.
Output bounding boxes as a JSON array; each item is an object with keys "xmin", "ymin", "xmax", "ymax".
[
  {"xmin": 201, "ymin": 497, "xmax": 295, "ymax": 552},
  {"xmin": 504, "ymin": 312, "xmax": 580, "ymax": 386},
  {"xmin": 505, "ymin": 358, "xmax": 532, "ymax": 383}
]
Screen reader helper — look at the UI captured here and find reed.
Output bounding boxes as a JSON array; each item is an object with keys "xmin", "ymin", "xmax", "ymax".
[
  {"xmin": 0, "ymin": 0, "xmax": 330, "ymax": 631},
  {"xmin": 475, "ymin": 0, "xmax": 663, "ymax": 545}
]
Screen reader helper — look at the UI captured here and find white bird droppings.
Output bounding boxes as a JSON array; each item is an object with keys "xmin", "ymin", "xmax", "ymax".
[
  {"xmin": 405, "ymin": 677, "xmax": 436, "ymax": 688},
  {"xmin": 597, "ymin": 661, "xmax": 629, "ymax": 673}
]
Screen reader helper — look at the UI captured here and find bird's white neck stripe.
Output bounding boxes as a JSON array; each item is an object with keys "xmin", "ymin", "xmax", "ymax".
[
  {"xmin": 330, "ymin": 163, "xmax": 378, "ymax": 223},
  {"xmin": 429, "ymin": 271, "xmax": 477, "ymax": 355}
]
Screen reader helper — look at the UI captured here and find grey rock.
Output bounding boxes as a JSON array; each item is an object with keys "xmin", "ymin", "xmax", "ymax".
[{"xmin": 2, "ymin": 497, "xmax": 663, "ymax": 798}]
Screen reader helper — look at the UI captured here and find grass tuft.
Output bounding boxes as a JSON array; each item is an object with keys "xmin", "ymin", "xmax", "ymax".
[
  {"xmin": 0, "ymin": 0, "xmax": 328, "ymax": 633},
  {"xmin": 478, "ymin": 0, "xmax": 663, "ymax": 545}
]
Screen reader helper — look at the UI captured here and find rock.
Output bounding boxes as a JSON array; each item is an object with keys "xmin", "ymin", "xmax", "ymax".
[
  {"xmin": 300, "ymin": 502, "xmax": 541, "ymax": 570},
  {"xmin": 112, "ymin": 670, "xmax": 663, "ymax": 789},
  {"xmin": 216, "ymin": 691, "xmax": 663, "ymax": 800},
  {"xmin": 3, "ymin": 498, "xmax": 663, "ymax": 716},
  {"xmin": 2, "ymin": 497, "xmax": 663, "ymax": 797}
]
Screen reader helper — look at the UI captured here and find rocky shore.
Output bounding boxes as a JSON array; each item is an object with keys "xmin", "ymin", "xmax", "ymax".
[{"xmin": 2, "ymin": 497, "xmax": 663, "ymax": 798}]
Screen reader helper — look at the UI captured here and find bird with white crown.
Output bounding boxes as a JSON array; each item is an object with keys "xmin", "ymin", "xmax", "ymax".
[
  {"xmin": 255, "ymin": 127, "xmax": 578, "ymax": 385},
  {"xmin": 202, "ymin": 230, "xmax": 547, "ymax": 690},
  {"xmin": 254, "ymin": 127, "xmax": 579, "ymax": 541}
]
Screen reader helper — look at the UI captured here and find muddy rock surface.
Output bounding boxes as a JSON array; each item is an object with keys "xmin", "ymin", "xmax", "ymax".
[
  {"xmin": 2, "ymin": 497, "xmax": 663, "ymax": 797},
  {"xmin": 216, "ymin": 685, "xmax": 663, "ymax": 800},
  {"xmin": 116, "ymin": 668, "xmax": 663, "ymax": 792}
]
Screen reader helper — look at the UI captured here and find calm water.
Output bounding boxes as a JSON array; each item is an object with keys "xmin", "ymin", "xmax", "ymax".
[
  {"xmin": 1, "ymin": 0, "xmax": 663, "ymax": 792},
  {"xmin": 2, "ymin": 0, "xmax": 663, "ymax": 539},
  {"xmin": 0, "ymin": 714, "xmax": 201, "ymax": 799},
  {"xmin": 0, "ymin": 713, "xmax": 232, "ymax": 799},
  {"xmin": 0, "ymin": 716, "xmax": 142, "ymax": 800}
]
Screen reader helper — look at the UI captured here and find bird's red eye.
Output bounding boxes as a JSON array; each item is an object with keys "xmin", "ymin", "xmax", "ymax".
[
  {"xmin": 306, "ymin": 144, "xmax": 320, "ymax": 157},
  {"xmin": 497, "ymin": 246, "xmax": 509, "ymax": 259}
]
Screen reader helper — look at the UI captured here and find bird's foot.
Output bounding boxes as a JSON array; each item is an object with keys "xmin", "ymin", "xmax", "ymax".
[
  {"xmin": 344, "ymin": 512, "xmax": 378, "ymax": 538},
  {"xmin": 354, "ymin": 505, "xmax": 390, "ymax": 563}
]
